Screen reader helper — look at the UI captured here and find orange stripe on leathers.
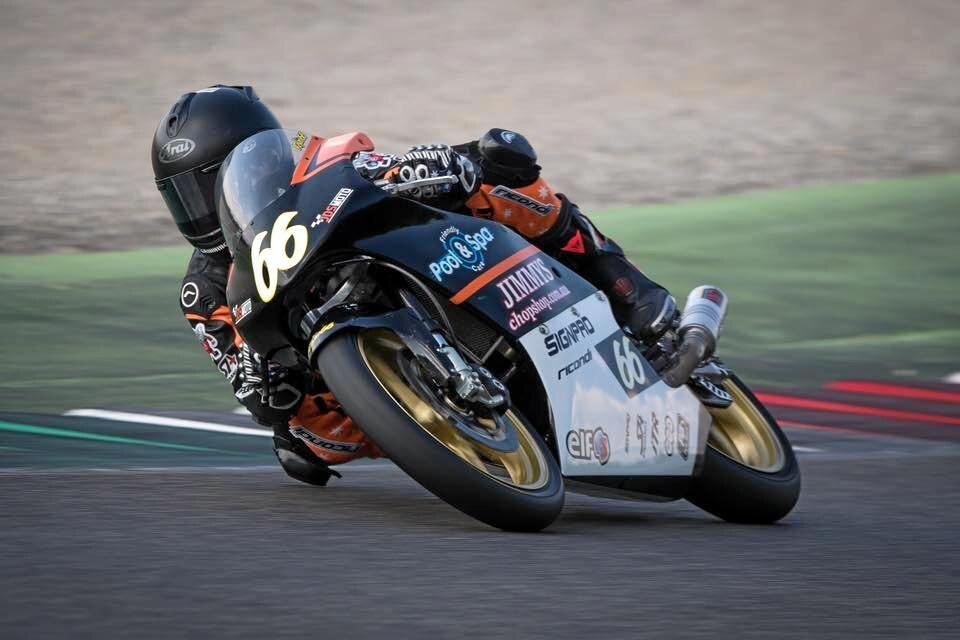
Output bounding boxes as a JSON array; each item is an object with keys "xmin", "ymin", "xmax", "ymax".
[
  {"xmin": 449, "ymin": 245, "xmax": 540, "ymax": 305},
  {"xmin": 465, "ymin": 177, "xmax": 562, "ymax": 239}
]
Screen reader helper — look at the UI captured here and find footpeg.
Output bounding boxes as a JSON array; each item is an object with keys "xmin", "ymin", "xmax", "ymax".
[{"xmin": 689, "ymin": 375, "xmax": 733, "ymax": 408}]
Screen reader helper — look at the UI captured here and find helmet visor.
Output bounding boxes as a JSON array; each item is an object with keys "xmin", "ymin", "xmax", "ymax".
[{"xmin": 156, "ymin": 164, "xmax": 221, "ymax": 243}]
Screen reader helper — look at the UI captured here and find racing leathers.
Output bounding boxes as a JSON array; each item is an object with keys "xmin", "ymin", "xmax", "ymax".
[{"xmin": 180, "ymin": 128, "xmax": 675, "ymax": 484}]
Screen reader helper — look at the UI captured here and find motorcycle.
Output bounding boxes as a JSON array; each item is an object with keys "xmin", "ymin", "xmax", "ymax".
[{"xmin": 217, "ymin": 128, "xmax": 801, "ymax": 531}]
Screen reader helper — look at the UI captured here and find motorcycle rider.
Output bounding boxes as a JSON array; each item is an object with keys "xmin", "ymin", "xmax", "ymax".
[{"xmin": 152, "ymin": 85, "xmax": 678, "ymax": 487}]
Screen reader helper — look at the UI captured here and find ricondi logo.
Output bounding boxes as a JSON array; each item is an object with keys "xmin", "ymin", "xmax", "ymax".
[
  {"xmin": 557, "ymin": 350, "xmax": 592, "ymax": 380},
  {"xmin": 544, "ymin": 317, "xmax": 596, "ymax": 356},
  {"xmin": 566, "ymin": 427, "xmax": 611, "ymax": 465},
  {"xmin": 489, "ymin": 185, "xmax": 554, "ymax": 216},
  {"xmin": 428, "ymin": 226, "xmax": 494, "ymax": 281}
]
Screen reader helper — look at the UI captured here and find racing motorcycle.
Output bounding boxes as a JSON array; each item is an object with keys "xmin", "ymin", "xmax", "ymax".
[{"xmin": 217, "ymin": 129, "xmax": 801, "ymax": 531}]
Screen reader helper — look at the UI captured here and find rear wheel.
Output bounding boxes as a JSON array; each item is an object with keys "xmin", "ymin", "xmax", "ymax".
[
  {"xmin": 314, "ymin": 329, "xmax": 564, "ymax": 531},
  {"xmin": 686, "ymin": 374, "xmax": 801, "ymax": 523}
]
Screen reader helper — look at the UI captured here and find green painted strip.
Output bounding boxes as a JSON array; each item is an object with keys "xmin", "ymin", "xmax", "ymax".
[{"xmin": 0, "ymin": 420, "xmax": 243, "ymax": 454}]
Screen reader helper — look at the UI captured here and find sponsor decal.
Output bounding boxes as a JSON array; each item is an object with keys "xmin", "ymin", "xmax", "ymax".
[
  {"xmin": 292, "ymin": 130, "xmax": 308, "ymax": 152},
  {"xmin": 544, "ymin": 317, "xmax": 596, "ymax": 356},
  {"xmin": 312, "ymin": 187, "xmax": 354, "ymax": 227},
  {"xmin": 232, "ymin": 298, "xmax": 253, "ymax": 323},
  {"xmin": 500, "ymin": 130, "xmax": 517, "ymax": 144},
  {"xmin": 612, "ymin": 277, "xmax": 634, "ymax": 298},
  {"xmin": 664, "ymin": 415, "xmax": 675, "ymax": 456},
  {"xmin": 290, "ymin": 426, "xmax": 362, "ymax": 454},
  {"xmin": 495, "ymin": 257, "xmax": 555, "ymax": 309},
  {"xmin": 651, "ymin": 412, "xmax": 660, "ymax": 455},
  {"xmin": 702, "ymin": 287, "xmax": 725, "ymax": 305},
  {"xmin": 635, "ymin": 413, "xmax": 647, "ymax": 457},
  {"xmin": 488, "ymin": 185, "xmax": 553, "ymax": 216},
  {"xmin": 561, "ymin": 230, "xmax": 585, "ymax": 254},
  {"xmin": 241, "ymin": 139, "xmax": 257, "ymax": 154},
  {"xmin": 566, "ymin": 427, "xmax": 611, "ymax": 465},
  {"xmin": 506, "ymin": 284, "xmax": 571, "ymax": 331},
  {"xmin": 595, "ymin": 332, "xmax": 656, "ymax": 398},
  {"xmin": 625, "ymin": 411, "xmax": 689, "ymax": 460},
  {"xmin": 557, "ymin": 350, "xmax": 592, "ymax": 380},
  {"xmin": 251, "ymin": 211, "xmax": 309, "ymax": 302},
  {"xmin": 158, "ymin": 138, "xmax": 196, "ymax": 164},
  {"xmin": 180, "ymin": 281, "xmax": 199, "ymax": 308},
  {"xmin": 624, "ymin": 414, "xmax": 630, "ymax": 454},
  {"xmin": 677, "ymin": 414, "xmax": 690, "ymax": 460},
  {"xmin": 193, "ymin": 323, "xmax": 222, "ymax": 361},
  {"xmin": 353, "ymin": 151, "xmax": 396, "ymax": 172},
  {"xmin": 428, "ymin": 225, "xmax": 494, "ymax": 281},
  {"xmin": 217, "ymin": 353, "xmax": 238, "ymax": 382},
  {"xmin": 318, "ymin": 321, "xmax": 335, "ymax": 335}
]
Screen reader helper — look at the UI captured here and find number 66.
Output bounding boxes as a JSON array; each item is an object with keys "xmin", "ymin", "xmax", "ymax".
[{"xmin": 251, "ymin": 211, "xmax": 308, "ymax": 302}]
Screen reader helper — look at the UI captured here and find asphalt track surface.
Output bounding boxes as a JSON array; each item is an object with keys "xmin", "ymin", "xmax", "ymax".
[{"xmin": 2, "ymin": 392, "xmax": 960, "ymax": 638}]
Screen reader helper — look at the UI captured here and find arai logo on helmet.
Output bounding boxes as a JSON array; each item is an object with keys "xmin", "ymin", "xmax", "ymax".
[
  {"xmin": 500, "ymin": 130, "xmax": 517, "ymax": 144},
  {"xmin": 159, "ymin": 138, "xmax": 196, "ymax": 164}
]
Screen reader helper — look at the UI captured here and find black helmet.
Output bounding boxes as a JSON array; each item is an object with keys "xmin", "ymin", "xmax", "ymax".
[{"xmin": 152, "ymin": 85, "xmax": 282, "ymax": 255}]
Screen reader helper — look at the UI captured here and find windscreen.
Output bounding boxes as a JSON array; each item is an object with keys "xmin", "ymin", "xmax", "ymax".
[{"xmin": 216, "ymin": 128, "xmax": 311, "ymax": 248}]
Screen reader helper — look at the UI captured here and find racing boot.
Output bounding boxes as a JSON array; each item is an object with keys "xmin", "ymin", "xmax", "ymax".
[
  {"xmin": 272, "ymin": 426, "xmax": 341, "ymax": 487},
  {"xmin": 278, "ymin": 392, "xmax": 383, "ymax": 487}
]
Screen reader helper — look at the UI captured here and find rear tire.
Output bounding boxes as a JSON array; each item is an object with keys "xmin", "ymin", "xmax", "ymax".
[
  {"xmin": 686, "ymin": 374, "xmax": 801, "ymax": 523},
  {"xmin": 315, "ymin": 330, "xmax": 564, "ymax": 532}
]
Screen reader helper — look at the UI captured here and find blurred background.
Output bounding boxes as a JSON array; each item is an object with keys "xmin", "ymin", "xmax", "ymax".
[
  {"xmin": 1, "ymin": 2, "xmax": 959, "ymax": 636},
  {"xmin": 1, "ymin": 0, "xmax": 957, "ymax": 412}
]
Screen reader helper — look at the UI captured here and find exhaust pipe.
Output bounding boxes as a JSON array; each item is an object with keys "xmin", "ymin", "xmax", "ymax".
[{"xmin": 661, "ymin": 286, "xmax": 728, "ymax": 387}]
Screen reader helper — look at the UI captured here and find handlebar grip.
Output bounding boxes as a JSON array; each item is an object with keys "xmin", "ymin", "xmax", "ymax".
[{"xmin": 380, "ymin": 175, "xmax": 459, "ymax": 195}]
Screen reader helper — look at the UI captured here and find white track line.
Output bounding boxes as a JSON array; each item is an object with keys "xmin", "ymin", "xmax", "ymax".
[
  {"xmin": 945, "ymin": 372, "xmax": 960, "ymax": 384},
  {"xmin": 62, "ymin": 409, "xmax": 824, "ymax": 454},
  {"xmin": 63, "ymin": 409, "xmax": 271, "ymax": 437}
]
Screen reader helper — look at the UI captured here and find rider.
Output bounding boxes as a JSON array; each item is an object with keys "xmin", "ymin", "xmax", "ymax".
[{"xmin": 151, "ymin": 85, "xmax": 678, "ymax": 486}]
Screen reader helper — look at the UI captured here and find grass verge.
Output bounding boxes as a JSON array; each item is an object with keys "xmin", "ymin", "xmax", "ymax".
[{"xmin": 1, "ymin": 174, "xmax": 957, "ymax": 412}]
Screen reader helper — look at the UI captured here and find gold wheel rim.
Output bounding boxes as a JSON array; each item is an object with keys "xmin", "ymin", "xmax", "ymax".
[
  {"xmin": 357, "ymin": 330, "xmax": 550, "ymax": 491},
  {"xmin": 706, "ymin": 380, "xmax": 785, "ymax": 473}
]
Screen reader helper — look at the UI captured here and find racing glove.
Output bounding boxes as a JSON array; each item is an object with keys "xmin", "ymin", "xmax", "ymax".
[
  {"xmin": 236, "ymin": 343, "xmax": 305, "ymax": 427},
  {"xmin": 392, "ymin": 144, "xmax": 480, "ymax": 204}
]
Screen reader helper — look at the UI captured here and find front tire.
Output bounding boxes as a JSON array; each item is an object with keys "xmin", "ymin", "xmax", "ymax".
[
  {"xmin": 686, "ymin": 374, "xmax": 801, "ymax": 523},
  {"xmin": 314, "ymin": 329, "xmax": 564, "ymax": 532}
]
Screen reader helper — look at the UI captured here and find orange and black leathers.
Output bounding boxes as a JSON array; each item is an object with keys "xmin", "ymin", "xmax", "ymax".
[
  {"xmin": 361, "ymin": 129, "xmax": 676, "ymax": 340},
  {"xmin": 453, "ymin": 129, "xmax": 676, "ymax": 342}
]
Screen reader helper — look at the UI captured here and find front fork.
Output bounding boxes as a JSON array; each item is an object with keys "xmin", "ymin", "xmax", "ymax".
[{"xmin": 302, "ymin": 269, "xmax": 509, "ymax": 414}]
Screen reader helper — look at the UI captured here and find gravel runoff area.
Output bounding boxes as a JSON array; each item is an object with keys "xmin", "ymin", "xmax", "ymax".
[{"xmin": 1, "ymin": 0, "xmax": 959, "ymax": 254}]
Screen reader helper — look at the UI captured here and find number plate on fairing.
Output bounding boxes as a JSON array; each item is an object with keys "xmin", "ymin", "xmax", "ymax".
[{"xmin": 519, "ymin": 292, "xmax": 711, "ymax": 477}]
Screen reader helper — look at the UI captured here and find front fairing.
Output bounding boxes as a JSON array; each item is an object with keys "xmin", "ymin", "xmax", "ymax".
[{"xmin": 352, "ymin": 207, "xmax": 597, "ymax": 336}]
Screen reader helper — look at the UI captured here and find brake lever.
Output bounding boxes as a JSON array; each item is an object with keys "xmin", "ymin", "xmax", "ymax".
[{"xmin": 378, "ymin": 175, "xmax": 459, "ymax": 195}]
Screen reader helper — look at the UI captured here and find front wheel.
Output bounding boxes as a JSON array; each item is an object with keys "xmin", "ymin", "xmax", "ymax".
[
  {"xmin": 314, "ymin": 329, "xmax": 564, "ymax": 532},
  {"xmin": 686, "ymin": 374, "xmax": 801, "ymax": 523}
]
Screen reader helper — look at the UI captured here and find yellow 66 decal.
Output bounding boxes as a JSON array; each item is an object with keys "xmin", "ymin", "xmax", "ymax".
[{"xmin": 251, "ymin": 211, "xmax": 308, "ymax": 302}]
